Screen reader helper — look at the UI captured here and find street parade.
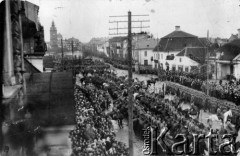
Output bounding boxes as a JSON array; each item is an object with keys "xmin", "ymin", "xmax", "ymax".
[
  {"xmin": 69, "ymin": 58, "xmax": 240, "ymax": 156},
  {"xmin": 2, "ymin": 1, "xmax": 240, "ymax": 155}
]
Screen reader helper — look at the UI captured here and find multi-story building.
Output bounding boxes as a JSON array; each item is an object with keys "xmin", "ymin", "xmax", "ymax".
[
  {"xmin": 208, "ymin": 38, "xmax": 240, "ymax": 80},
  {"xmin": 153, "ymin": 26, "xmax": 208, "ymax": 71},
  {"xmin": 133, "ymin": 38, "xmax": 158, "ymax": 66},
  {"xmin": 109, "ymin": 36, "xmax": 127, "ymax": 59},
  {"xmin": 96, "ymin": 41, "xmax": 109, "ymax": 57}
]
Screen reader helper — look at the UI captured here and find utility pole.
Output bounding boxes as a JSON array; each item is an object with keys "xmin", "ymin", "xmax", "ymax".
[
  {"xmin": 127, "ymin": 11, "xmax": 133, "ymax": 156},
  {"xmin": 206, "ymin": 48, "xmax": 209, "ymax": 96},
  {"xmin": 206, "ymin": 33, "xmax": 209, "ymax": 96},
  {"xmin": 61, "ymin": 39, "xmax": 64, "ymax": 71},
  {"xmin": 109, "ymin": 12, "xmax": 150, "ymax": 156},
  {"xmin": 72, "ymin": 39, "xmax": 74, "ymax": 75}
]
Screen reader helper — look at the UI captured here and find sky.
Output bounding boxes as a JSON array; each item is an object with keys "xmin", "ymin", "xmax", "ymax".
[{"xmin": 24, "ymin": 0, "xmax": 240, "ymax": 43}]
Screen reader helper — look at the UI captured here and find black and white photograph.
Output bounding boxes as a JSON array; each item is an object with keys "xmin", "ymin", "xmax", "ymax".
[{"xmin": 1, "ymin": 0, "xmax": 240, "ymax": 155}]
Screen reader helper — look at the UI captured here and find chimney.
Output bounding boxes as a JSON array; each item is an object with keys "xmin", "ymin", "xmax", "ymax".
[
  {"xmin": 175, "ymin": 26, "xmax": 180, "ymax": 31},
  {"xmin": 238, "ymin": 29, "xmax": 240, "ymax": 38}
]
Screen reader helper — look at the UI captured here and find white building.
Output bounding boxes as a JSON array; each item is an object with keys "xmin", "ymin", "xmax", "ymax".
[
  {"xmin": 175, "ymin": 47, "xmax": 207, "ymax": 72},
  {"xmin": 209, "ymin": 39, "xmax": 240, "ymax": 80},
  {"xmin": 133, "ymin": 38, "xmax": 158, "ymax": 66},
  {"xmin": 153, "ymin": 26, "xmax": 208, "ymax": 71},
  {"xmin": 97, "ymin": 41, "xmax": 109, "ymax": 57}
]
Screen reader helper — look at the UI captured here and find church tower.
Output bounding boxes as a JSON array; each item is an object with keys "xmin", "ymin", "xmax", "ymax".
[{"xmin": 50, "ymin": 21, "xmax": 58, "ymax": 49}]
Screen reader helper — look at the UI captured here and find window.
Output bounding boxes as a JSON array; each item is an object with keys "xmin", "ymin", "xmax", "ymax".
[
  {"xmin": 144, "ymin": 51, "xmax": 147, "ymax": 56},
  {"xmin": 179, "ymin": 58, "xmax": 182, "ymax": 62},
  {"xmin": 161, "ymin": 54, "xmax": 163, "ymax": 59},
  {"xmin": 157, "ymin": 53, "xmax": 160, "ymax": 59},
  {"xmin": 185, "ymin": 67, "xmax": 189, "ymax": 72}
]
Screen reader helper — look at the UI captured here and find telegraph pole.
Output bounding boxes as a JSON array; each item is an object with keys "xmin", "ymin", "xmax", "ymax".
[
  {"xmin": 127, "ymin": 11, "xmax": 133, "ymax": 156},
  {"xmin": 206, "ymin": 34, "xmax": 209, "ymax": 96},
  {"xmin": 72, "ymin": 39, "xmax": 74, "ymax": 75},
  {"xmin": 109, "ymin": 12, "xmax": 150, "ymax": 156},
  {"xmin": 61, "ymin": 39, "xmax": 64, "ymax": 71}
]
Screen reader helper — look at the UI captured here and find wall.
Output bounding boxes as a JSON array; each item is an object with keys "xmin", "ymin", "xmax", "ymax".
[
  {"xmin": 220, "ymin": 64, "xmax": 230, "ymax": 79},
  {"xmin": 234, "ymin": 64, "xmax": 240, "ymax": 79},
  {"xmin": 155, "ymin": 51, "xmax": 179, "ymax": 69},
  {"xmin": 23, "ymin": 1, "xmax": 39, "ymax": 30},
  {"xmin": 139, "ymin": 49, "xmax": 154, "ymax": 65},
  {"xmin": 173, "ymin": 56, "xmax": 199, "ymax": 71}
]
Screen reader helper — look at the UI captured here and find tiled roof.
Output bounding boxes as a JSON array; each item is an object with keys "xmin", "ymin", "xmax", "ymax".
[
  {"xmin": 153, "ymin": 29, "xmax": 205, "ymax": 52},
  {"xmin": 109, "ymin": 36, "xmax": 127, "ymax": 42},
  {"xmin": 176, "ymin": 47, "xmax": 207, "ymax": 64},
  {"xmin": 153, "ymin": 37, "xmax": 203, "ymax": 51},
  {"xmin": 135, "ymin": 39, "xmax": 158, "ymax": 50},
  {"xmin": 162, "ymin": 30, "xmax": 197, "ymax": 39},
  {"xmin": 218, "ymin": 39, "xmax": 240, "ymax": 60}
]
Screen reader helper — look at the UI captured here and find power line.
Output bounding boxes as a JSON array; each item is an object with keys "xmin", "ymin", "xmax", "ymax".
[{"xmin": 108, "ymin": 12, "xmax": 150, "ymax": 156}]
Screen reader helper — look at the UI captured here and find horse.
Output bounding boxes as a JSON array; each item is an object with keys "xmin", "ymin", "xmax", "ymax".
[
  {"xmin": 147, "ymin": 78, "xmax": 158, "ymax": 87},
  {"xmin": 223, "ymin": 109, "xmax": 232, "ymax": 128}
]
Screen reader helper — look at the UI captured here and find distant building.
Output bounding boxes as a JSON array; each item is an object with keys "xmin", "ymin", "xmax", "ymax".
[
  {"xmin": 153, "ymin": 26, "xmax": 208, "ymax": 71},
  {"xmin": 133, "ymin": 38, "xmax": 158, "ymax": 66},
  {"xmin": 97, "ymin": 41, "xmax": 109, "ymax": 57},
  {"xmin": 109, "ymin": 36, "xmax": 127, "ymax": 58},
  {"xmin": 50, "ymin": 21, "xmax": 58, "ymax": 49},
  {"xmin": 228, "ymin": 29, "xmax": 240, "ymax": 42},
  {"xmin": 123, "ymin": 32, "xmax": 150, "ymax": 60},
  {"xmin": 88, "ymin": 37, "xmax": 109, "ymax": 53},
  {"xmin": 209, "ymin": 39, "xmax": 240, "ymax": 80}
]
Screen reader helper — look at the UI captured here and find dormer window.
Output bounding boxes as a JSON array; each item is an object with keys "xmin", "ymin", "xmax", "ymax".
[{"xmin": 147, "ymin": 45, "xmax": 149, "ymax": 47}]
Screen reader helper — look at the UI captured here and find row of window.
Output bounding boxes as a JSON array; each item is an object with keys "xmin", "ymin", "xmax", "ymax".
[
  {"xmin": 171, "ymin": 65, "xmax": 197, "ymax": 72},
  {"xmin": 154, "ymin": 53, "xmax": 163, "ymax": 59}
]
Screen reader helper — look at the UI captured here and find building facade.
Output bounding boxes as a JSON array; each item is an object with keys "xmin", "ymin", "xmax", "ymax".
[
  {"xmin": 153, "ymin": 26, "xmax": 207, "ymax": 71},
  {"xmin": 133, "ymin": 38, "xmax": 158, "ymax": 66},
  {"xmin": 209, "ymin": 39, "xmax": 240, "ymax": 80}
]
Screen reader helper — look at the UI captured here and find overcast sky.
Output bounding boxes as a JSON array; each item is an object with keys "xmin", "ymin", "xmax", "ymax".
[{"xmin": 26, "ymin": 0, "xmax": 240, "ymax": 43}]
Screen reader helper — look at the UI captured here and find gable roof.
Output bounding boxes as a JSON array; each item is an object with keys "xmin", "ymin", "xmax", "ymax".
[
  {"xmin": 153, "ymin": 29, "xmax": 205, "ymax": 52},
  {"xmin": 109, "ymin": 36, "xmax": 127, "ymax": 43},
  {"xmin": 218, "ymin": 39, "xmax": 240, "ymax": 61},
  {"xmin": 135, "ymin": 39, "xmax": 158, "ymax": 50},
  {"xmin": 153, "ymin": 37, "xmax": 203, "ymax": 52},
  {"xmin": 229, "ymin": 34, "xmax": 238, "ymax": 41},
  {"xmin": 162, "ymin": 30, "xmax": 197, "ymax": 39},
  {"xmin": 176, "ymin": 47, "xmax": 207, "ymax": 64}
]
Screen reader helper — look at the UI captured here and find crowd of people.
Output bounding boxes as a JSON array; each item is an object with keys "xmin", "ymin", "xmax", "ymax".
[
  {"xmin": 69, "ymin": 83, "xmax": 129, "ymax": 155},
  {"xmin": 160, "ymin": 70, "xmax": 240, "ymax": 105},
  {"xmin": 101, "ymin": 71, "xmax": 240, "ymax": 155},
  {"xmin": 70, "ymin": 59, "xmax": 240, "ymax": 156}
]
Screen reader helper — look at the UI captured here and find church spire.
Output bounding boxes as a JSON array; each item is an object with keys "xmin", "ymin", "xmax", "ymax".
[{"xmin": 52, "ymin": 20, "xmax": 55, "ymax": 27}]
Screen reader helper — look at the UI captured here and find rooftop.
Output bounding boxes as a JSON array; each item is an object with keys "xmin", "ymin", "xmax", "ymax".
[
  {"xmin": 218, "ymin": 39, "xmax": 240, "ymax": 60},
  {"xmin": 176, "ymin": 47, "xmax": 207, "ymax": 63},
  {"xmin": 135, "ymin": 38, "xmax": 158, "ymax": 50}
]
